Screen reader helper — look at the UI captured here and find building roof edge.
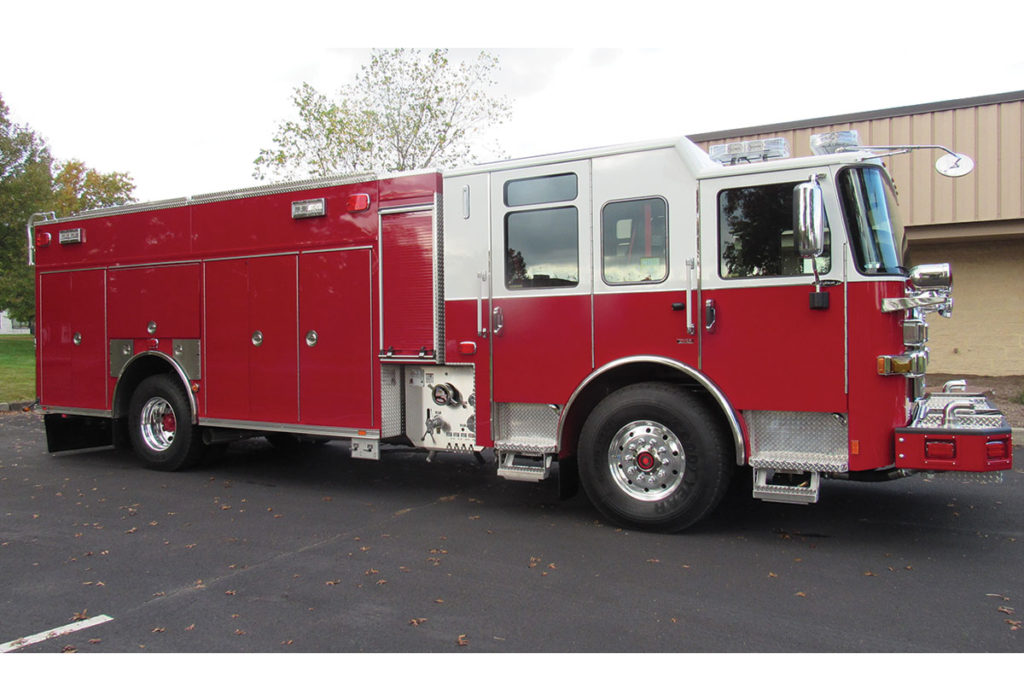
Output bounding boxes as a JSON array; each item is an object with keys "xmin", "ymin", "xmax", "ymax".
[{"xmin": 687, "ymin": 90, "xmax": 1024, "ymax": 143}]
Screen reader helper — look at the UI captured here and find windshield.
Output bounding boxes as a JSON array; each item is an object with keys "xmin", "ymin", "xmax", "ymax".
[{"xmin": 838, "ymin": 166, "xmax": 906, "ymax": 275}]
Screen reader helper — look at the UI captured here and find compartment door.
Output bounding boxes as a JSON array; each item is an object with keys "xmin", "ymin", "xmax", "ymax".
[
  {"xmin": 204, "ymin": 256, "xmax": 299, "ymax": 423},
  {"xmin": 37, "ymin": 269, "xmax": 108, "ymax": 410},
  {"xmin": 299, "ymin": 248, "xmax": 375, "ymax": 428}
]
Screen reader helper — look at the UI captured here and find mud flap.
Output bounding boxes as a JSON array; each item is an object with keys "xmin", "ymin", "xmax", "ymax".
[{"xmin": 44, "ymin": 413, "xmax": 114, "ymax": 453}]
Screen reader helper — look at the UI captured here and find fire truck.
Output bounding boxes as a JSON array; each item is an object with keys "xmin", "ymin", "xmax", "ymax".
[{"xmin": 28, "ymin": 131, "xmax": 1013, "ymax": 532}]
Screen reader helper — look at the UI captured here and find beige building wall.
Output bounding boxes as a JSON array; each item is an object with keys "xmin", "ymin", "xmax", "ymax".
[
  {"xmin": 690, "ymin": 91, "xmax": 1024, "ymax": 376},
  {"xmin": 909, "ymin": 239, "xmax": 1024, "ymax": 376}
]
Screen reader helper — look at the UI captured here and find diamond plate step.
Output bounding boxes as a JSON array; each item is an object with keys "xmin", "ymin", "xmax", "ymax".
[
  {"xmin": 497, "ymin": 453, "xmax": 552, "ymax": 482},
  {"xmin": 748, "ymin": 451, "xmax": 848, "ymax": 473},
  {"xmin": 752, "ymin": 469, "xmax": 821, "ymax": 504}
]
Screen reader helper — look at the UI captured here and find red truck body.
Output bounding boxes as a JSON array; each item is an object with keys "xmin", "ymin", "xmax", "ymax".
[{"xmin": 31, "ymin": 135, "xmax": 1012, "ymax": 531}]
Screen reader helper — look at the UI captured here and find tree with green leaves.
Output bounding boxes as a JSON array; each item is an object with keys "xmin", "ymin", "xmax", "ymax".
[
  {"xmin": 254, "ymin": 49, "xmax": 512, "ymax": 180},
  {"xmin": 0, "ymin": 94, "xmax": 135, "ymax": 325}
]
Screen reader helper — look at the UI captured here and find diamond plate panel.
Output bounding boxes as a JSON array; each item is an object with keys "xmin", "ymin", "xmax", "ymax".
[
  {"xmin": 380, "ymin": 366, "xmax": 403, "ymax": 438},
  {"xmin": 912, "ymin": 392, "xmax": 1009, "ymax": 431},
  {"xmin": 494, "ymin": 402, "xmax": 559, "ymax": 452},
  {"xmin": 746, "ymin": 410, "xmax": 849, "ymax": 472}
]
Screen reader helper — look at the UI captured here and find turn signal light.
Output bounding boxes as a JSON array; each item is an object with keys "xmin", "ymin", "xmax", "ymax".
[
  {"xmin": 347, "ymin": 193, "xmax": 370, "ymax": 212},
  {"xmin": 877, "ymin": 352, "xmax": 927, "ymax": 376},
  {"xmin": 35, "ymin": 232, "xmax": 51, "ymax": 247}
]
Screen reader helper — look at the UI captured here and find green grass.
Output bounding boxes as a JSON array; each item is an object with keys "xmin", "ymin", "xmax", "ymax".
[{"xmin": 0, "ymin": 336, "xmax": 36, "ymax": 403}]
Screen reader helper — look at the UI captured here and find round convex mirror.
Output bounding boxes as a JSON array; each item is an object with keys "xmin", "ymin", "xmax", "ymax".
[{"xmin": 935, "ymin": 152, "xmax": 974, "ymax": 177}]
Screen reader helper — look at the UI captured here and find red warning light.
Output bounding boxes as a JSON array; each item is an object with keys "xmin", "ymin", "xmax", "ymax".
[{"xmin": 346, "ymin": 193, "xmax": 370, "ymax": 212}]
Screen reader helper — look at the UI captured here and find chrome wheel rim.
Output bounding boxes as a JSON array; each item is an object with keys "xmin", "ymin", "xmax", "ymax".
[
  {"xmin": 607, "ymin": 420, "xmax": 685, "ymax": 501},
  {"xmin": 140, "ymin": 397, "xmax": 176, "ymax": 452}
]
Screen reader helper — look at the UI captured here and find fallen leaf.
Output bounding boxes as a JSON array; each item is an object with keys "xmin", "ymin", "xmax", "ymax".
[
  {"xmin": 997, "ymin": 606, "xmax": 1016, "ymax": 615},
  {"xmin": 795, "ymin": 592, "xmax": 806, "ymax": 598},
  {"xmin": 185, "ymin": 624, "xmax": 195, "ymax": 631},
  {"xmin": 456, "ymin": 634, "xmax": 469, "ymax": 646},
  {"xmin": 235, "ymin": 629, "xmax": 246, "ymax": 636},
  {"xmin": 72, "ymin": 609, "xmax": 88, "ymax": 621},
  {"xmin": 864, "ymin": 571, "xmax": 876, "ymax": 576},
  {"xmin": 62, "ymin": 645, "xmax": 77, "ymax": 653},
  {"xmin": 768, "ymin": 572, "xmax": 778, "ymax": 578},
  {"xmin": 152, "ymin": 627, "xmax": 165, "ymax": 633},
  {"xmin": 409, "ymin": 618, "xmax": 427, "ymax": 627}
]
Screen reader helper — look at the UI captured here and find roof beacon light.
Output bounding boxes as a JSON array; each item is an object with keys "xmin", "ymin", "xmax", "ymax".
[
  {"xmin": 709, "ymin": 137, "xmax": 789, "ymax": 165},
  {"xmin": 810, "ymin": 131, "xmax": 861, "ymax": 155}
]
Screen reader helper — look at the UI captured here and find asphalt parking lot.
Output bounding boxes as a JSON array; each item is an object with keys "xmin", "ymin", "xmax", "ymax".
[{"xmin": 0, "ymin": 409, "xmax": 1021, "ymax": 653}]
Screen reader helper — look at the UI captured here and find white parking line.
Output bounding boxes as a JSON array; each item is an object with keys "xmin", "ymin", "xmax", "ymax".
[{"xmin": 0, "ymin": 614, "xmax": 114, "ymax": 653}]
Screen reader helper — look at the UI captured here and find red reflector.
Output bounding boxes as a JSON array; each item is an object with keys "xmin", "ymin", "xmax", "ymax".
[
  {"xmin": 987, "ymin": 440, "xmax": 1009, "ymax": 462},
  {"xmin": 346, "ymin": 193, "xmax": 370, "ymax": 212},
  {"xmin": 458, "ymin": 341, "xmax": 477, "ymax": 355},
  {"xmin": 925, "ymin": 439, "xmax": 956, "ymax": 460},
  {"xmin": 35, "ymin": 232, "xmax": 51, "ymax": 247}
]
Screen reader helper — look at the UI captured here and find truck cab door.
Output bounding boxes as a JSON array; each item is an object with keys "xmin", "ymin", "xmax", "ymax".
[
  {"xmin": 698, "ymin": 170, "xmax": 847, "ymax": 414},
  {"xmin": 488, "ymin": 161, "xmax": 593, "ymax": 429}
]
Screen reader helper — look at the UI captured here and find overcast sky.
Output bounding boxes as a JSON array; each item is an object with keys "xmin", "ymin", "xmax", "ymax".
[{"xmin": 3, "ymin": 1, "xmax": 1022, "ymax": 203}]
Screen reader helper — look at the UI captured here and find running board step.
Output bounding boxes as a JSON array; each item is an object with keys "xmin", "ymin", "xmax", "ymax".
[
  {"xmin": 497, "ymin": 453, "xmax": 553, "ymax": 482},
  {"xmin": 753, "ymin": 469, "xmax": 821, "ymax": 504}
]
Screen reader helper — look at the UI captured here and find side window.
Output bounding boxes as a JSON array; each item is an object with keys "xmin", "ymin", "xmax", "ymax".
[
  {"xmin": 505, "ymin": 207, "xmax": 579, "ymax": 289},
  {"xmin": 504, "ymin": 173, "xmax": 577, "ymax": 207},
  {"xmin": 602, "ymin": 197, "xmax": 668, "ymax": 284},
  {"xmin": 718, "ymin": 182, "xmax": 831, "ymax": 279}
]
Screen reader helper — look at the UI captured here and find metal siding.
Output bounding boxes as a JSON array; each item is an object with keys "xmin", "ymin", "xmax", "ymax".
[{"xmin": 1000, "ymin": 102, "xmax": 1023, "ymax": 219}]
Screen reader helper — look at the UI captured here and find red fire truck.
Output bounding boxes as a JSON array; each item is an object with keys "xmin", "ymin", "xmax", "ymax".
[{"xmin": 29, "ymin": 131, "xmax": 1012, "ymax": 531}]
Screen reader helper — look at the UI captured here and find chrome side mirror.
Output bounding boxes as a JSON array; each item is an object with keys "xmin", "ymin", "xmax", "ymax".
[
  {"xmin": 909, "ymin": 263, "xmax": 952, "ymax": 291},
  {"xmin": 794, "ymin": 179, "xmax": 824, "ymax": 259}
]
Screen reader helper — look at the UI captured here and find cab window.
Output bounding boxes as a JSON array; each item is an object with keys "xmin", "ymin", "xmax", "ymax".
[
  {"xmin": 601, "ymin": 197, "xmax": 667, "ymax": 284},
  {"xmin": 719, "ymin": 181, "xmax": 831, "ymax": 279}
]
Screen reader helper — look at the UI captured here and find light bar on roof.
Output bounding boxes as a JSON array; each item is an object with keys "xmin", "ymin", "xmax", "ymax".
[
  {"xmin": 709, "ymin": 137, "xmax": 789, "ymax": 165},
  {"xmin": 810, "ymin": 131, "xmax": 860, "ymax": 155}
]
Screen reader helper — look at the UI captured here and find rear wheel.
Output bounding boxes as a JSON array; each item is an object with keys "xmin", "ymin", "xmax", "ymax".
[
  {"xmin": 128, "ymin": 375, "xmax": 204, "ymax": 471},
  {"xmin": 578, "ymin": 382, "xmax": 733, "ymax": 532}
]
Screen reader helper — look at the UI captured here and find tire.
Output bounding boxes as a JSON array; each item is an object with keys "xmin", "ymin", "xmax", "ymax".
[
  {"xmin": 128, "ymin": 374, "xmax": 204, "ymax": 471},
  {"xmin": 578, "ymin": 382, "xmax": 734, "ymax": 532}
]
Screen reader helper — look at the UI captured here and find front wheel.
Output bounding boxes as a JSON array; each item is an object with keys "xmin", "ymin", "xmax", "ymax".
[
  {"xmin": 578, "ymin": 383, "xmax": 733, "ymax": 532},
  {"xmin": 128, "ymin": 375, "xmax": 204, "ymax": 471}
]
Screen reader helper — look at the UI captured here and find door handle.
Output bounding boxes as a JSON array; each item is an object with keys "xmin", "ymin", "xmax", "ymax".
[
  {"xmin": 477, "ymin": 271, "xmax": 488, "ymax": 337},
  {"xmin": 704, "ymin": 299, "xmax": 717, "ymax": 333},
  {"xmin": 492, "ymin": 306, "xmax": 504, "ymax": 336}
]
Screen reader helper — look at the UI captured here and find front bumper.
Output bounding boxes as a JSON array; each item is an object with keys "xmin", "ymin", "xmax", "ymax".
[{"xmin": 895, "ymin": 389, "xmax": 1013, "ymax": 472}]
